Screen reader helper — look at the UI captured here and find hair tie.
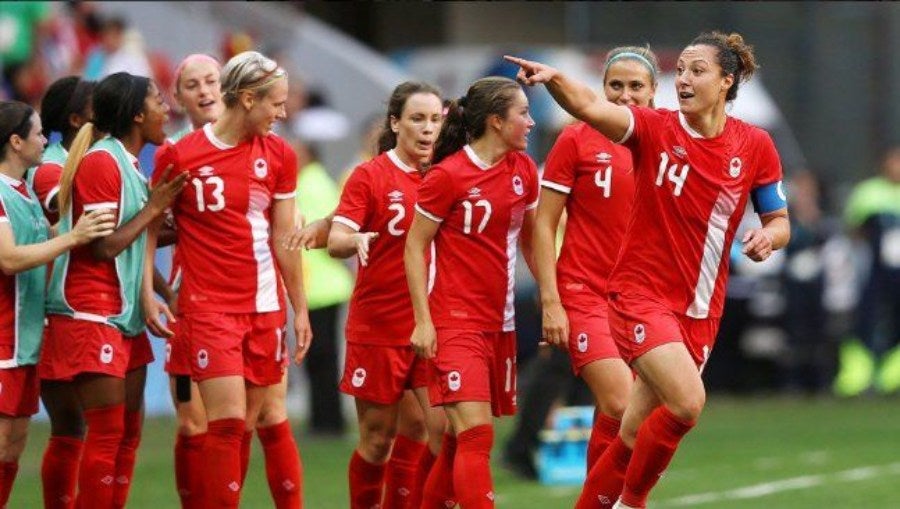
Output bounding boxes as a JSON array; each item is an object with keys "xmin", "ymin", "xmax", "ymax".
[{"xmin": 457, "ymin": 95, "xmax": 468, "ymax": 108}]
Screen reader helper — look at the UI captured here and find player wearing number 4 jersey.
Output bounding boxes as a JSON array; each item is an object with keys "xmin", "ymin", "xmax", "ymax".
[
  {"xmin": 146, "ymin": 51, "xmax": 310, "ymax": 509},
  {"xmin": 534, "ymin": 46, "xmax": 659, "ymax": 489},
  {"xmin": 508, "ymin": 30, "xmax": 790, "ymax": 509},
  {"xmin": 405, "ymin": 77, "xmax": 539, "ymax": 509}
]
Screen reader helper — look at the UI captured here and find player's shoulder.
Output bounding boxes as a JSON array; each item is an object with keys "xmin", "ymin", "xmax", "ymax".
[
  {"xmin": 728, "ymin": 115, "xmax": 773, "ymax": 144},
  {"xmin": 509, "ymin": 150, "xmax": 538, "ymax": 173}
]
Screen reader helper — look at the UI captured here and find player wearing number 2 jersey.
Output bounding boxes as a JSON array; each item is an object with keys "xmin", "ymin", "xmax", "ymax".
[
  {"xmin": 405, "ymin": 77, "xmax": 539, "ymax": 509},
  {"xmin": 145, "ymin": 51, "xmax": 310, "ymax": 509},
  {"xmin": 533, "ymin": 46, "xmax": 659, "ymax": 493},
  {"xmin": 508, "ymin": 30, "xmax": 790, "ymax": 509}
]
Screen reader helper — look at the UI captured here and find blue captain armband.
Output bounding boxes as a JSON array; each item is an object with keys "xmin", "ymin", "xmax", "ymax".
[{"xmin": 751, "ymin": 181, "xmax": 787, "ymax": 214}]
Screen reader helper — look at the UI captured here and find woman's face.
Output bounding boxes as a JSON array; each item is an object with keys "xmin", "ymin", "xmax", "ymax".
[
  {"xmin": 391, "ymin": 92, "xmax": 443, "ymax": 166},
  {"xmin": 675, "ymin": 44, "xmax": 733, "ymax": 115},
  {"xmin": 604, "ymin": 59, "xmax": 656, "ymax": 108},
  {"xmin": 18, "ymin": 112, "xmax": 47, "ymax": 167},
  {"xmin": 140, "ymin": 82, "xmax": 170, "ymax": 145},
  {"xmin": 496, "ymin": 88, "xmax": 534, "ymax": 152},
  {"xmin": 176, "ymin": 60, "xmax": 223, "ymax": 128},
  {"xmin": 245, "ymin": 77, "xmax": 288, "ymax": 137}
]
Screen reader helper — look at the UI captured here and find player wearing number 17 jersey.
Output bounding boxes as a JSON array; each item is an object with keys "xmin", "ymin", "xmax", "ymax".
[
  {"xmin": 507, "ymin": 30, "xmax": 791, "ymax": 509},
  {"xmin": 406, "ymin": 77, "xmax": 539, "ymax": 509}
]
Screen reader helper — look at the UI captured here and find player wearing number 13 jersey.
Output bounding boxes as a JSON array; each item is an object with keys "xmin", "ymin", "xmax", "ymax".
[
  {"xmin": 507, "ymin": 31, "xmax": 790, "ymax": 509},
  {"xmin": 406, "ymin": 77, "xmax": 538, "ymax": 509}
]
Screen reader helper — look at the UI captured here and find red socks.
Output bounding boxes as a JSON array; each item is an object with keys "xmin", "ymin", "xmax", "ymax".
[
  {"xmin": 41, "ymin": 436, "xmax": 83, "ymax": 509},
  {"xmin": 348, "ymin": 450, "xmax": 385, "ymax": 509},
  {"xmin": 453, "ymin": 425, "xmax": 494, "ymax": 509},
  {"xmin": 0, "ymin": 461, "xmax": 19, "ymax": 507},
  {"xmin": 240, "ymin": 430, "xmax": 253, "ymax": 484},
  {"xmin": 112, "ymin": 409, "xmax": 142, "ymax": 508},
  {"xmin": 202, "ymin": 418, "xmax": 246, "ymax": 509},
  {"xmin": 257, "ymin": 420, "xmax": 303, "ymax": 509},
  {"xmin": 409, "ymin": 447, "xmax": 436, "ymax": 509},
  {"xmin": 420, "ymin": 433, "xmax": 456, "ymax": 509},
  {"xmin": 586, "ymin": 412, "xmax": 621, "ymax": 471},
  {"xmin": 77, "ymin": 404, "xmax": 125, "ymax": 508},
  {"xmin": 576, "ymin": 435, "xmax": 632, "ymax": 508},
  {"xmin": 382, "ymin": 434, "xmax": 425, "ymax": 509},
  {"xmin": 174, "ymin": 433, "xmax": 206, "ymax": 509},
  {"xmin": 620, "ymin": 407, "xmax": 695, "ymax": 508}
]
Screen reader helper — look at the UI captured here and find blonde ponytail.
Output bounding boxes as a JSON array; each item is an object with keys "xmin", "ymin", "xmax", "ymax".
[{"xmin": 58, "ymin": 122, "xmax": 100, "ymax": 216}]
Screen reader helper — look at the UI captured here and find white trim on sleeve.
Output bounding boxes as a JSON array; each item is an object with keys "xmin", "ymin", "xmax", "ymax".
[
  {"xmin": 616, "ymin": 108, "xmax": 635, "ymax": 144},
  {"xmin": 540, "ymin": 179, "xmax": 572, "ymax": 194},
  {"xmin": 525, "ymin": 199, "xmax": 540, "ymax": 211},
  {"xmin": 332, "ymin": 215, "xmax": 362, "ymax": 232},
  {"xmin": 0, "ymin": 217, "xmax": 9, "ymax": 224},
  {"xmin": 414, "ymin": 204, "xmax": 444, "ymax": 223},
  {"xmin": 83, "ymin": 202, "xmax": 119, "ymax": 211},
  {"xmin": 273, "ymin": 191, "xmax": 297, "ymax": 200},
  {"xmin": 44, "ymin": 185, "xmax": 60, "ymax": 211}
]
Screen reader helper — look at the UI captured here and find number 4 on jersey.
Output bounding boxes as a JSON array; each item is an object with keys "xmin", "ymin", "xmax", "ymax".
[{"xmin": 656, "ymin": 152, "xmax": 690, "ymax": 197}]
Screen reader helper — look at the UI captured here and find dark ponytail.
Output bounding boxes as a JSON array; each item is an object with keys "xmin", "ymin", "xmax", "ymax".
[{"xmin": 690, "ymin": 31, "xmax": 758, "ymax": 102}]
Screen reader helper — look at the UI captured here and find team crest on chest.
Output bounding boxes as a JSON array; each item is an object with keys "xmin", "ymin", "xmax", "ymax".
[
  {"xmin": 729, "ymin": 157, "xmax": 742, "ymax": 178},
  {"xmin": 596, "ymin": 152, "xmax": 612, "ymax": 164},
  {"xmin": 512, "ymin": 175, "xmax": 524, "ymax": 196},
  {"xmin": 388, "ymin": 190, "xmax": 404, "ymax": 203},
  {"xmin": 253, "ymin": 158, "xmax": 268, "ymax": 178}
]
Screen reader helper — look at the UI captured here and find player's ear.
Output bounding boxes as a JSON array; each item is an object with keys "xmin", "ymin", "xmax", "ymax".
[{"xmin": 239, "ymin": 89, "xmax": 255, "ymax": 112}]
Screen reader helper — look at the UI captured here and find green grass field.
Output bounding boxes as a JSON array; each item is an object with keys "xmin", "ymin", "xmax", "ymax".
[{"xmin": 10, "ymin": 397, "xmax": 900, "ymax": 508}]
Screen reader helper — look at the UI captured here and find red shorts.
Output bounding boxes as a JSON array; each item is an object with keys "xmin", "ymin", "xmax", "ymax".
[
  {"xmin": 608, "ymin": 293, "xmax": 718, "ymax": 368},
  {"xmin": 164, "ymin": 321, "xmax": 191, "ymax": 376},
  {"xmin": 339, "ymin": 343, "xmax": 429, "ymax": 405},
  {"xmin": 561, "ymin": 286, "xmax": 621, "ymax": 376},
  {"xmin": 181, "ymin": 311, "xmax": 287, "ymax": 386},
  {"xmin": 40, "ymin": 315, "xmax": 153, "ymax": 381},
  {"xmin": 0, "ymin": 366, "xmax": 40, "ymax": 417},
  {"xmin": 428, "ymin": 329, "xmax": 517, "ymax": 417}
]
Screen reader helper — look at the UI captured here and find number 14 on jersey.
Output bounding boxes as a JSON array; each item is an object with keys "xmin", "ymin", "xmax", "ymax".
[{"xmin": 656, "ymin": 152, "xmax": 690, "ymax": 197}]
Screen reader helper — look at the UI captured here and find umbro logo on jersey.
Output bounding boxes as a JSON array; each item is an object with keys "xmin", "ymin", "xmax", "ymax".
[
  {"xmin": 729, "ymin": 157, "xmax": 742, "ymax": 178},
  {"xmin": 198, "ymin": 165, "xmax": 215, "ymax": 177},
  {"xmin": 596, "ymin": 152, "xmax": 612, "ymax": 164},
  {"xmin": 673, "ymin": 146, "xmax": 687, "ymax": 159},
  {"xmin": 512, "ymin": 175, "xmax": 524, "ymax": 196},
  {"xmin": 388, "ymin": 190, "xmax": 404, "ymax": 202},
  {"xmin": 467, "ymin": 187, "xmax": 482, "ymax": 198},
  {"xmin": 254, "ymin": 158, "xmax": 268, "ymax": 178}
]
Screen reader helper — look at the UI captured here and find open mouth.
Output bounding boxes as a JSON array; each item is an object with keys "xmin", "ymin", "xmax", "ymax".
[
  {"xmin": 198, "ymin": 99, "xmax": 216, "ymax": 109},
  {"xmin": 678, "ymin": 91, "xmax": 695, "ymax": 100},
  {"xmin": 415, "ymin": 140, "xmax": 433, "ymax": 151}
]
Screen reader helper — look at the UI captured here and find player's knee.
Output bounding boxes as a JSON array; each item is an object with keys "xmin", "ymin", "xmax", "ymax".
[
  {"xmin": 597, "ymin": 393, "xmax": 629, "ymax": 420},
  {"xmin": 397, "ymin": 416, "xmax": 428, "ymax": 442},
  {"xmin": 49, "ymin": 413, "xmax": 85, "ymax": 439},
  {"xmin": 669, "ymin": 389, "xmax": 705, "ymax": 422},
  {"xmin": 360, "ymin": 429, "xmax": 395, "ymax": 462}
]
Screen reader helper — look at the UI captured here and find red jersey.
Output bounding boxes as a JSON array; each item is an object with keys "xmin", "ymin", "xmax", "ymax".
[
  {"xmin": 541, "ymin": 122, "xmax": 635, "ymax": 296},
  {"xmin": 154, "ymin": 123, "xmax": 297, "ymax": 314},
  {"xmin": 416, "ymin": 146, "xmax": 539, "ymax": 332},
  {"xmin": 610, "ymin": 108, "xmax": 783, "ymax": 319},
  {"xmin": 0, "ymin": 175, "xmax": 36, "ymax": 347},
  {"xmin": 30, "ymin": 161, "xmax": 63, "ymax": 224},
  {"xmin": 334, "ymin": 150, "xmax": 427, "ymax": 345},
  {"xmin": 64, "ymin": 144, "xmax": 142, "ymax": 315}
]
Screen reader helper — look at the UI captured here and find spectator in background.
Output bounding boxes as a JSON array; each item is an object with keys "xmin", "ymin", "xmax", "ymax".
[
  {"xmin": 0, "ymin": 1, "xmax": 53, "ymax": 102},
  {"xmin": 840, "ymin": 147, "xmax": 900, "ymax": 395},
  {"xmin": 83, "ymin": 16, "xmax": 151, "ymax": 81},
  {"xmin": 294, "ymin": 140, "xmax": 354, "ymax": 435}
]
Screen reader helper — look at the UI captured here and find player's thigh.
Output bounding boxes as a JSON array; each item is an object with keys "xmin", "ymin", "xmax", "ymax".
[
  {"xmin": 396, "ymin": 390, "xmax": 427, "ymax": 441},
  {"xmin": 443, "ymin": 401, "xmax": 492, "ymax": 434},
  {"xmin": 631, "ymin": 342, "xmax": 705, "ymax": 421},
  {"xmin": 580, "ymin": 357, "xmax": 632, "ymax": 418},
  {"xmin": 198, "ymin": 375, "xmax": 247, "ymax": 421}
]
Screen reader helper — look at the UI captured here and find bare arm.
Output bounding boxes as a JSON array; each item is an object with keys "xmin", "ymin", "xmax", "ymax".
[
  {"xmin": 504, "ymin": 55, "xmax": 633, "ymax": 142},
  {"xmin": 272, "ymin": 198, "xmax": 313, "ymax": 363},
  {"xmin": 404, "ymin": 212, "xmax": 441, "ymax": 358},
  {"xmin": 0, "ymin": 209, "xmax": 115, "ymax": 275},
  {"xmin": 531, "ymin": 189, "xmax": 570, "ymax": 346},
  {"xmin": 742, "ymin": 208, "xmax": 791, "ymax": 262},
  {"xmin": 140, "ymin": 213, "xmax": 176, "ymax": 337},
  {"xmin": 327, "ymin": 222, "xmax": 379, "ymax": 264}
]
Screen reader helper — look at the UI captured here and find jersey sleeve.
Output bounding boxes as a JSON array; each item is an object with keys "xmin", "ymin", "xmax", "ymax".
[
  {"xmin": 415, "ymin": 166, "xmax": 455, "ymax": 223},
  {"xmin": 0, "ymin": 200, "xmax": 7, "ymax": 224},
  {"xmin": 333, "ymin": 166, "xmax": 372, "ymax": 232},
  {"xmin": 620, "ymin": 105, "xmax": 665, "ymax": 149},
  {"xmin": 524, "ymin": 155, "xmax": 540, "ymax": 210},
  {"xmin": 750, "ymin": 132, "xmax": 787, "ymax": 214},
  {"xmin": 74, "ymin": 152, "xmax": 122, "ymax": 217},
  {"xmin": 541, "ymin": 127, "xmax": 578, "ymax": 194},
  {"xmin": 31, "ymin": 162, "xmax": 63, "ymax": 213},
  {"xmin": 274, "ymin": 142, "xmax": 298, "ymax": 200},
  {"xmin": 151, "ymin": 142, "xmax": 179, "ymax": 188}
]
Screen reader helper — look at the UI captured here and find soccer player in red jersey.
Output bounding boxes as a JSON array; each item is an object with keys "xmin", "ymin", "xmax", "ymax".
[
  {"xmin": 534, "ymin": 46, "xmax": 659, "ymax": 482},
  {"xmin": 26, "ymin": 77, "xmax": 95, "ymax": 224},
  {"xmin": 0, "ymin": 101, "xmax": 114, "ymax": 508},
  {"xmin": 405, "ymin": 76, "xmax": 539, "ymax": 509},
  {"xmin": 327, "ymin": 82, "xmax": 448, "ymax": 509},
  {"xmin": 507, "ymin": 30, "xmax": 791, "ymax": 508},
  {"xmin": 145, "ymin": 51, "xmax": 311, "ymax": 509},
  {"xmin": 39, "ymin": 73, "xmax": 187, "ymax": 509}
]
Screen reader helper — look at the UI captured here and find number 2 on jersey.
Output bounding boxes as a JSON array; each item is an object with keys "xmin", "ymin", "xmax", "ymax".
[
  {"xmin": 191, "ymin": 176, "xmax": 225, "ymax": 212},
  {"xmin": 462, "ymin": 199, "xmax": 491, "ymax": 234},
  {"xmin": 387, "ymin": 203, "xmax": 406, "ymax": 236},
  {"xmin": 656, "ymin": 152, "xmax": 690, "ymax": 197}
]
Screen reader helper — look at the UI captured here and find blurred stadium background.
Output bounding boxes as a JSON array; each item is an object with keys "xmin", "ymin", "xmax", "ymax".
[{"xmin": 2, "ymin": 2, "xmax": 899, "ymax": 507}]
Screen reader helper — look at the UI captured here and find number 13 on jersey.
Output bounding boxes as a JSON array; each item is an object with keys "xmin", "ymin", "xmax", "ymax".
[{"xmin": 191, "ymin": 176, "xmax": 225, "ymax": 212}]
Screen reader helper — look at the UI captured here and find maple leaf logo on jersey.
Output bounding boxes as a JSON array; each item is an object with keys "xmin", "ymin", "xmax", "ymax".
[
  {"xmin": 197, "ymin": 349, "xmax": 209, "ymax": 369},
  {"xmin": 729, "ymin": 157, "xmax": 742, "ymax": 178},
  {"xmin": 673, "ymin": 146, "xmax": 687, "ymax": 159},
  {"xmin": 634, "ymin": 324, "xmax": 646, "ymax": 344},
  {"xmin": 388, "ymin": 190, "xmax": 404, "ymax": 203},
  {"xmin": 596, "ymin": 152, "xmax": 612, "ymax": 164},
  {"xmin": 352, "ymin": 367, "xmax": 367, "ymax": 388},
  {"xmin": 512, "ymin": 175, "xmax": 524, "ymax": 196},
  {"xmin": 448, "ymin": 371, "xmax": 462, "ymax": 391},
  {"xmin": 198, "ymin": 165, "xmax": 215, "ymax": 177},
  {"xmin": 253, "ymin": 158, "xmax": 268, "ymax": 178},
  {"xmin": 467, "ymin": 187, "xmax": 482, "ymax": 198},
  {"xmin": 100, "ymin": 344, "xmax": 114, "ymax": 364},
  {"xmin": 577, "ymin": 333, "xmax": 589, "ymax": 353}
]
